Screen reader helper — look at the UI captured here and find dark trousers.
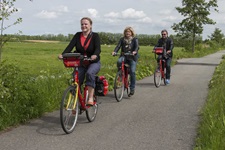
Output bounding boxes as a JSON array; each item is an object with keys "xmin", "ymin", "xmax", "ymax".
[{"xmin": 77, "ymin": 61, "xmax": 101, "ymax": 88}]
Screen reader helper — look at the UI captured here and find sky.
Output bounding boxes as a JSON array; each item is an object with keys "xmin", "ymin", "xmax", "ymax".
[{"xmin": 3, "ymin": 0, "xmax": 225, "ymax": 40}]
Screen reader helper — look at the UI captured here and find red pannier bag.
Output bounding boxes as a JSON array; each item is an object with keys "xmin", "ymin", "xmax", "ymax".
[{"xmin": 95, "ymin": 76, "xmax": 108, "ymax": 96}]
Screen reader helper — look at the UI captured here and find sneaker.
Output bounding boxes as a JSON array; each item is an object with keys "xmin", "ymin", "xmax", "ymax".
[{"xmin": 166, "ymin": 79, "xmax": 170, "ymax": 84}]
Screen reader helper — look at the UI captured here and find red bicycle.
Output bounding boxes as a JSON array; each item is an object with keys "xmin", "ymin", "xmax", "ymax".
[
  {"xmin": 153, "ymin": 47, "xmax": 167, "ymax": 88},
  {"xmin": 113, "ymin": 52, "xmax": 133, "ymax": 102},
  {"xmin": 60, "ymin": 53, "xmax": 98, "ymax": 134}
]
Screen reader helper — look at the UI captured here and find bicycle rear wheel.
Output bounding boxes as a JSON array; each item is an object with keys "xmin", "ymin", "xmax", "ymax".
[
  {"xmin": 60, "ymin": 86, "xmax": 79, "ymax": 134},
  {"xmin": 114, "ymin": 70, "xmax": 124, "ymax": 102},
  {"xmin": 154, "ymin": 70, "xmax": 162, "ymax": 88},
  {"xmin": 85, "ymin": 89, "xmax": 98, "ymax": 122}
]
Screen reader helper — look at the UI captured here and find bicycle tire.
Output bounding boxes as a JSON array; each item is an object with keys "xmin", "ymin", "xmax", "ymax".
[
  {"xmin": 154, "ymin": 70, "xmax": 162, "ymax": 88},
  {"xmin": 114, "ymin": 70, "xmax": 124, "ymax": 102},
  {"xmin": 85, "ymin": 89, "xmax": 98, "ymax": 122},
  {"xmin": 60, "ymin": 86, "xmax": 79, "ymax": 134}
]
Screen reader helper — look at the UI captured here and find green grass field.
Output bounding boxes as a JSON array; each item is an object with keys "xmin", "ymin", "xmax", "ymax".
[{"xmin": 1, "ymin": 41, "xmax": 225, "ymax": 149}]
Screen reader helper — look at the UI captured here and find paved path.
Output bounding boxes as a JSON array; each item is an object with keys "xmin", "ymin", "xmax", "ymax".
[{"xmin": 1, "ymin": 50, "xmax": 225, "ymax": 150}]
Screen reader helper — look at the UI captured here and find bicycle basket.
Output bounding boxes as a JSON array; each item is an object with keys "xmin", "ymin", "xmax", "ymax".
[
  {"xmin": 154, "ymin": 47, "xmax": 164, "ymax": 55},
  {"xmin": 62, "ymin": 53, "xmax": 81, "ymax": 67}
]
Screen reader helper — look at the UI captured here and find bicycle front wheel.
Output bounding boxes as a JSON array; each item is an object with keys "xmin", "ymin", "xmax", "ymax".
[
  {"xmin": 114, "ymin": 70, "xmax": 124, "ymax": 102},
  {"xmin": 60, "ymin": 86, "xmax": 79, "ymax": 134},
  {"xmin": 85, "ymin": 88, "xmax": 98, "ymax": 122},
  {"xmin": 154, "ymin": 70, "xmax": 162, "ymax": 88}
]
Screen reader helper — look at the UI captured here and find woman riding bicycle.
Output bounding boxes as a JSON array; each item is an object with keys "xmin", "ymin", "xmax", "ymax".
[
  {"xmin": 111, "ymin": 27, "xmax": 139, "ymax": 96},
  {"xmin": 58, "ymin": 17, "xmax": 101, "ymax": 106}
]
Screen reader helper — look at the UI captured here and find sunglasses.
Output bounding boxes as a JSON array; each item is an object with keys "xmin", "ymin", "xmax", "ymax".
[{"xmin": 162, "ymin": 34, "xmax": 167, "ymax": 35}]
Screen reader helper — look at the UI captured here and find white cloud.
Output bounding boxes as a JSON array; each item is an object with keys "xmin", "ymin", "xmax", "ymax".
[
  {"xmin": 87, "ymin": 8, "xmax": 98, "ymax": 18},
  {"xmin": 121, "ymin": 8, "xmax": 146, "ymax": 19},
  {"xmin": 36, "ymin": 10, "xmax": 58, "ymax": 19},
  {"xmin": 104, "ymin": 12, "xmax": 120, "ymax": 18},
  {"xmin": 137, "ymin": 17, "xmax": 152, "ymax": 23},
  {"xmin": 53, "ymin": 5, "xmax": 69, "ymax": 13}
]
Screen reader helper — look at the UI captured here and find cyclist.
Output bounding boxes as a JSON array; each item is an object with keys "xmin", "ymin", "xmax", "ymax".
[
  {"xmin": 153, "ymin": 29, "xmax": 174, "ymax": 84},
  {"xmin": 58, "ymin": 17, "xmax": 101, "ymax": 106},
  {"xmin": 112, "ymin": 27, "xmax": 139, "ymax": 96}
]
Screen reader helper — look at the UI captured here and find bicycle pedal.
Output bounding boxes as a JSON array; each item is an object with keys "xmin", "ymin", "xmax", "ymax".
[{"xmin": 79, "ymin": 109, "xmax": 85, "ymax": 114}]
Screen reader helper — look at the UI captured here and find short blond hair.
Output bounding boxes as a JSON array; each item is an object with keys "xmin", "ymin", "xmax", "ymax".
[{"xmin": 123, "ymin": 26, "xmax": 135, "ymax": 37}]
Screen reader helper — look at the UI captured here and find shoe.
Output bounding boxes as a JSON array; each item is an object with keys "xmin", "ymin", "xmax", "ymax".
[
  {"xmin": 166, "ymin": 79, "xmax": 170, "ymax": 84},
  {"xmin": 129, "ymin": 89, "xmax": 135, "ymax": 96},
  {"xmin": 86, "ymin": 101, "xmax": 94, "ymax": 106}
]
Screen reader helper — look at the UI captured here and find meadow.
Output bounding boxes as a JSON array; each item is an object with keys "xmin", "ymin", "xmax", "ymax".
[{"xmin": 0, "ymin": 41, "xmax": 225, "ymax": 149}]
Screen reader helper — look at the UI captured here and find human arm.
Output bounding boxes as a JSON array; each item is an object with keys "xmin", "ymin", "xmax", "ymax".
[
  {"xmin": 132, "ymin": 38, "xmax": 139, "ymax": 55},
  {"xmin": 112, "ymin": 38, "xmax": 123, "ymax": 55}
]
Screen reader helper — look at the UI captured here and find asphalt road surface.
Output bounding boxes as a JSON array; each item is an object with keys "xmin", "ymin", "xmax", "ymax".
[{"xmin": 1, "ymin": 50, "xmax": 225, "ymax": 150}]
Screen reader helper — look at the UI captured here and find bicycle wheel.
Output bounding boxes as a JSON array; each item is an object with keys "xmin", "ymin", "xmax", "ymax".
[
  {"xmin": 85, "ymin": 89, "xmax": 98, "ymax": 122},
  {"xmin": 114, "ymin": 70, "xmax": 124, "ymax": 102},
  {"xmin": 60, "ymin": 86, "xmax": 79, "ymax": 134},
  {"xmin": 154, "ymin": 69, "xmax": 162, "ymax": 88}
]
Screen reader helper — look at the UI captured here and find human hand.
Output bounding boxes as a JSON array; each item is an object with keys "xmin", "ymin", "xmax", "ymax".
[
  {"xmin": 132, "ymin": 51, "xmax": 137, "ymax": 55},
  {"xmin": 91, "ymin": 55, "xmax": 97, "ymax": 60},
  {"xmin": 167, "ymin": 50, "xmax": 171, "ymax": 54},
  {"xmin": 58, "ymin": 54, "xmax": 63, "ymax": 59},
  {"xmin": 112, "ymin": 52, "xmax": 116, "ymax": 56}
]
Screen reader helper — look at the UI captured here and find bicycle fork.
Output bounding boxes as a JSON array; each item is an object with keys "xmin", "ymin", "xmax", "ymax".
[{"xmin": 66, "ymin": 83, "xmax": 79, "ymax": 110}]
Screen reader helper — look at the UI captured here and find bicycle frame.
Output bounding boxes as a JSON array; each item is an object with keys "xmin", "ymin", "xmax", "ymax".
[
  {"xmin": 72, "ymin": 67, "xmax": 88, "ymax": 110},
  {"xmin": 120, "ymin": 56, "xmax": 129, "ymax": 89},
  {"xmin": 153, "ymin": 47, "xmax": 167, "ymax": 87},
  {"xmin": 113, "ymin": 52, "xmax": 132, "ymax": 102},
  {"xmin": 159, "ymin": 57, "xmax": 166, "ymax": 79},
  {"xmin": 60, "ymin": 53, "xmax": 98, "ymax": 134}
]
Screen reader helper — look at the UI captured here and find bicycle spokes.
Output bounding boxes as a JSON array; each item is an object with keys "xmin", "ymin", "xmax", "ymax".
[{"xmin": 60, "ymin": 86, "xmax": 78, "ymax": 134}]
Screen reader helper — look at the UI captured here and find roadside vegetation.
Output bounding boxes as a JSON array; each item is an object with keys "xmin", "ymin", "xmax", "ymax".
[
  {"xmin": 194, "ymin": 55, "xmax": 225, "ymax": 149},
  {"xmin": 0, "ymin": 40, "xmax": 224, "ymax": 133}
]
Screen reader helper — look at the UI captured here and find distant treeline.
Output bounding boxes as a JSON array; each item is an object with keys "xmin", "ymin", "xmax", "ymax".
[{"xmin": 6, "ymin": 32, "xmax": 204, "ymax": 47}]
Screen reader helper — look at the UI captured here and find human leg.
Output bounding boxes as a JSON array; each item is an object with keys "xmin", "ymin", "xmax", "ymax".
[
  {"xmin": 166, "ymin": 58, "xmax": 172, "ymax": 84},
  {"xmin": 128, "ymin": 59, "xmax": 137, "ymax": 95},
  {"xmin": 86, "ymin": 61, "xmax": 101, "ymax": 104}
]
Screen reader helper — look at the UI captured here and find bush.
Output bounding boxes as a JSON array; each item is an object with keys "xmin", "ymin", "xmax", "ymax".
[{"xmin": 0, "ymin": 61, "xmax": 66, "ymax": 130}]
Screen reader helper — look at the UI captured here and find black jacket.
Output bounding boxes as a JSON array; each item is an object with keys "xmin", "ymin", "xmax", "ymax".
[
  {"xmin": 155, "ymin": 37, "xmax": 174, "ymax": 58},
  {"xmin": 62, "ymin": 32, "xmax": 101, "ymax": 63},
  {"xmin": 114, "ymin": 37, "xmax": 139, "ymax": 61}
]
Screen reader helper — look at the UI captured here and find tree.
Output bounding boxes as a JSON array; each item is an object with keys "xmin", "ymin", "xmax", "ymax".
[
  {"xmin": 208, "ymin": 27, "xmax": 224, "ymax": 44},
  {"xmin": 172, "ymin": 0, "xmax": 218, "ymax": 53},
  {"xmin": 0, "ymin": 0, "xmax": 22, "ymax": 62}
]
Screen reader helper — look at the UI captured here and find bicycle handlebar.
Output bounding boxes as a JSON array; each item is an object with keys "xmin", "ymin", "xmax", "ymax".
[
  {"xmin": 112, "ymin": 51, "xmax": 134, "ymax": 57},
  {"xmin": 62, "ymin": 53, "xmax": 92, "ymax": 61}
]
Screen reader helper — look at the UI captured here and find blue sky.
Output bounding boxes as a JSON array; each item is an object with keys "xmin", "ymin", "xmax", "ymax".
[{"xmin": 4, "ymin": 0, "xmax": 225, "ymax": 39}]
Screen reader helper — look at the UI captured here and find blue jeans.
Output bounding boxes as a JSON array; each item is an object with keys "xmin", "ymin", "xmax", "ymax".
[
  {"xmin": 77, "ymin": 61, "xmax": 101, "ymax": 88},
  {"xmin": 117, "ymin": 56, "xmax": 137, "ymax": 91}
]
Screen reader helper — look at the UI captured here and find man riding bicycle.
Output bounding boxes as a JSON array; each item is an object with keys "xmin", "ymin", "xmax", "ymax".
[{"xmin": 153, "ymin": 29, "xmax": 174, "ymax": 84}]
